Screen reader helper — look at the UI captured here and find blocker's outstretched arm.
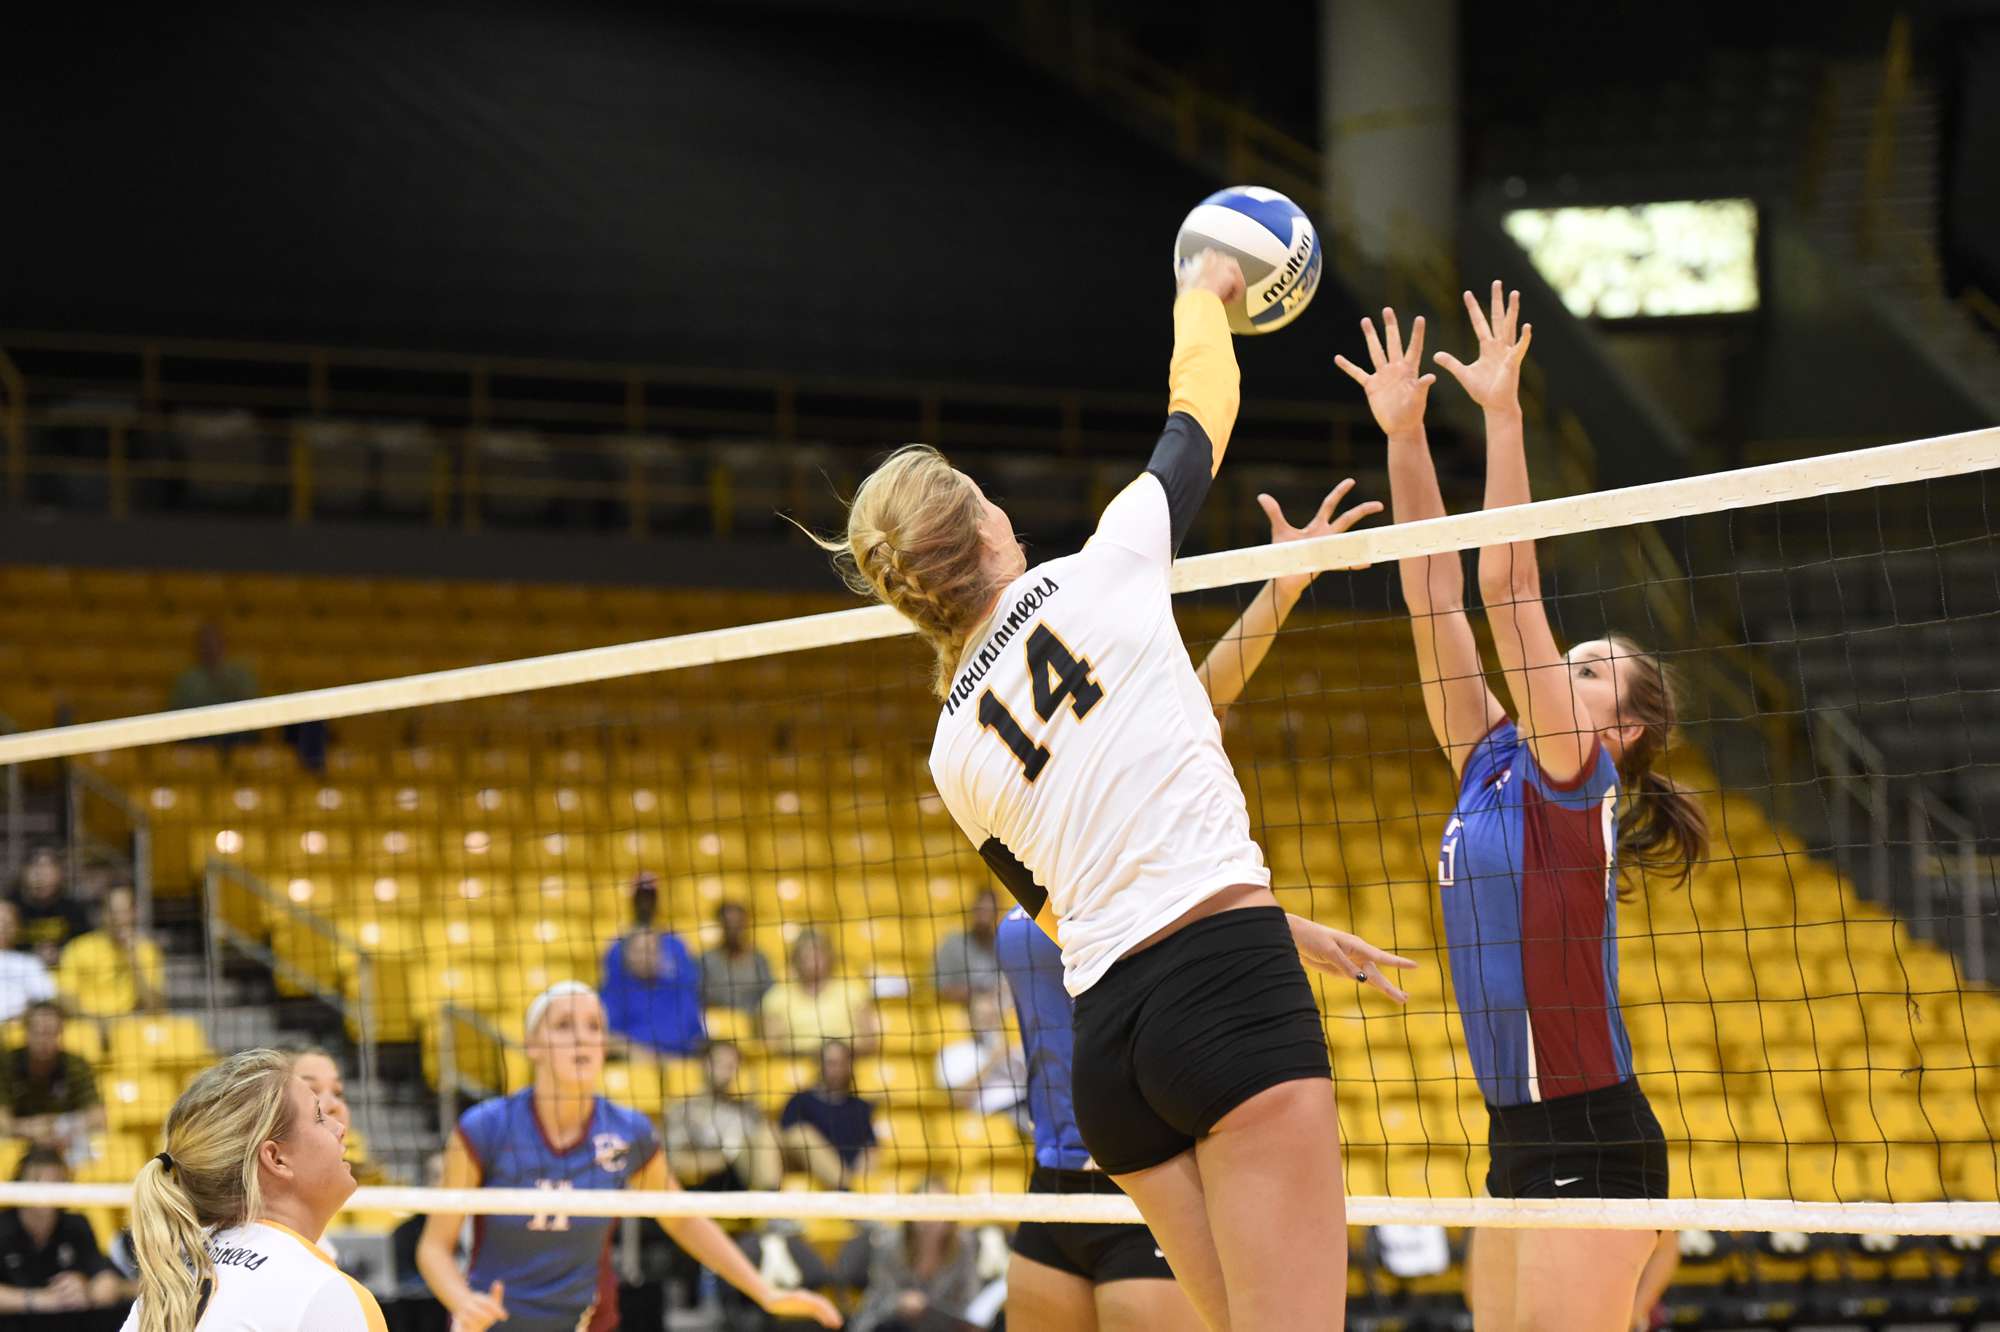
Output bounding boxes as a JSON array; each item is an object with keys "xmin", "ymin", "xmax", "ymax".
[{"xmin": 1197, "ymin": 481, "xmax": 1383, "ymax": 722}]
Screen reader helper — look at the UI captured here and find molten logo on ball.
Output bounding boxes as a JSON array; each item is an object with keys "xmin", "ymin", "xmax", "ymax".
[{"xmin": 1174, "ymin": 186, "xmax": 1323, "ymax": 335}]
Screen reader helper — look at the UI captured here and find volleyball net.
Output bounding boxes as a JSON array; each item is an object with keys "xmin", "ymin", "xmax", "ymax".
[{"xmin": 0, "ymin": 426, "xmax": 1997, "ymax": 1239}]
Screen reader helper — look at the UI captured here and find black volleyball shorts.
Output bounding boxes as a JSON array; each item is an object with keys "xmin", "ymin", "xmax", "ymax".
[
  {"xmin": 1071, "ymin": 905, "xmax": 1331, "ymax": 1175},
  {"xmin": 1485, "ymin": 1077, "xmax": 1670, "ymax": 1199},
  {"xmin": 1011, "ymin": 1167, "xmax": 1175, "ymax": 1283}
]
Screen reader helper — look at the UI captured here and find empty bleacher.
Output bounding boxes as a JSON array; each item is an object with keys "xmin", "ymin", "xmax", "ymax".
[{"xmin": 5, "ymin": 561, "xmax": 1997, "ymax": 1221}]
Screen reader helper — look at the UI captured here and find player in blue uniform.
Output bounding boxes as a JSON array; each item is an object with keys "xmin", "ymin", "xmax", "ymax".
[
  {"xmin": 997, "ymin": 484, "xmax": 1385, "ymax": 1332},
  {"xmin": 416, "ymin": 982, "xmax": 841, "ymax": 1332},
  {"xmin": 1336, "ymin": 284, "xmax": 1707, "ymax": 1329},
  {"xmin": 997, "ymin": 906, "xmax": 1202, "ymax": 1331}
]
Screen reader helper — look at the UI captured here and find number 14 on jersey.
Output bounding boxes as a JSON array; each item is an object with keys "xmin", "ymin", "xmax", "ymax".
[{"xmin": 977, "ymin": 623, "xmax": 1104, "ymax": 782}]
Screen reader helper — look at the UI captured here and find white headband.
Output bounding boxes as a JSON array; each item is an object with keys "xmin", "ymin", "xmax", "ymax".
[{"xmin": 525, "ymin": 980, "xmax": 597, "ymax": 1039}]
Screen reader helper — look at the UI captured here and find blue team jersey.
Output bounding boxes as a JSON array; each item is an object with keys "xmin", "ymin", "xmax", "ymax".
[
  {"xmin": 458, "ymin": 1090, "xmax": 660, "ymax": 1331},
  {"xmin": 1439, "ymin": 719, "xmax": 1633, "ymax": 1109},
  {"xmin": 995, "ymin": 908, "xmax": 1091, "ymax": 1170}
]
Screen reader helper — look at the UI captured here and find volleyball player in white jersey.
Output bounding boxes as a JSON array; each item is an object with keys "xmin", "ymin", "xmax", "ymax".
[
  {"xmin": 814, "ymin": 250, "xmax": 1414, "ymax": 1332},
  {"xmin": 122, "ymin": 1048, "xmax": 386, "ymax": 1332}
]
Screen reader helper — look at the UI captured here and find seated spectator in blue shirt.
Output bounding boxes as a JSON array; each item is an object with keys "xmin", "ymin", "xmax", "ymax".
[
  {"xmin": 599, "ymin": 875, "xmax": 704, "ymax": 1057},
  {"xmin": 778, "ymin": 1039, "xmax": 876, "ymax": 1189}
]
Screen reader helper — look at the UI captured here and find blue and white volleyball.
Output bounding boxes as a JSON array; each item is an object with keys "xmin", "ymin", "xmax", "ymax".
[{"xmin": 1174, "ymin": 186, "xmax": 1323, "ymax": 335}]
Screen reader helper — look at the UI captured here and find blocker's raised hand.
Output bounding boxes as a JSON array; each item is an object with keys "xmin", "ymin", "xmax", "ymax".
[
  {"xmin": 1334, "ymin": 307, "xmax": 1435, "ymax": 439},
  {"xmin": 1434, "ymin": 279, "xmax": 1533, "ymax": 411},
  {"xmin": 1259, "ymin": 478, "xmax": 1385, "ymax": 597}
]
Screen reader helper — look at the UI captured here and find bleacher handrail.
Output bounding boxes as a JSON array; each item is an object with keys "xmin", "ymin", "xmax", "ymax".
[
  {"xmin": 201, "ymin": 858, "xmax": 381, "ymax": 1148},
  {"xmin": 0, "ymin": 350, "xmax": 23, "ymax": 507},
  {"xmin": 0, "ymin": 712, "xmax": 21, "ymax": 887},
  {"xmin": 65, "ymin": 761, "xmax": 153, "ymax": 933},
  {"xmin": 1814, "ymin": 705, "xmax": 1988, "ymax": 982},
  {"xmin": 435, "ymin": 1002, "xmax": 522, "ymax": 1143},
  {"xmin": 0, "ymin": 328, "xmax": 1362, "ymax": 436}
]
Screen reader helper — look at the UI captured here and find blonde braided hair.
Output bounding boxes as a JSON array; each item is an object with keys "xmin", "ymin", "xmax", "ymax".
[{"xmin": 809, "ymin": 445, "xmax": 1004, "ymax": 697}]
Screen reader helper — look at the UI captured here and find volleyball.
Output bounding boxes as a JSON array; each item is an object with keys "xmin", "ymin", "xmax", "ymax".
[{"xmin": 1174, "ymin": 185, "xmax": 1323, "ymax": 335}]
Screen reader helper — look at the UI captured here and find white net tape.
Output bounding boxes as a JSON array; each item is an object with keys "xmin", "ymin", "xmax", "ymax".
[{"xmin": 0, "ymin": 1184, "xmax": 1995, "ymax": 1234}]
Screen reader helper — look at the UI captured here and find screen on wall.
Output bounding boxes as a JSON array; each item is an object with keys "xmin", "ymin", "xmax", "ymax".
[{"xmin": 1503, "ymin": 199, "xmax": 1759, "ymax": 318}]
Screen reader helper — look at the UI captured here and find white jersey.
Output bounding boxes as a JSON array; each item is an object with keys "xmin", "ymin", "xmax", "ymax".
[
  {"xmin": 929, "ymin": 472, "xmax": 1268, "ymax": 995},
  {"xmin": 118, "ymin": 1220, "xmax": 386, "ymax": 1332}
]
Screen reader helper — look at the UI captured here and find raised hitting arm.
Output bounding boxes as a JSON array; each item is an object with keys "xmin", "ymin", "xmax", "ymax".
[
  {"xmin": 1336, "ymin": 308, "xmax": 1505, "ymax": 776},
  {"xmin": 1434, "ymin": 282, "xmax": 1594, "ymax": 784},
  {"xmin": 1169, "ymin": 250, "xmax": 1246, "ymax": 475}
]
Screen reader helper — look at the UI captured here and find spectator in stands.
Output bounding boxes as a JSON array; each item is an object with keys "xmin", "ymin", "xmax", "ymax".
[
  {"xmin": 0, "ymin": 903, "xmax": 57, "ymax": 1024},
  {"xmin": 934, "ymin": 990, "xmax": 1027, "ymax": 1126},
  {"xmin": 167, "ymin": 622, "xmax": 325, "ymax": 772},
  {"xmin": 0, "ymin": 1003, "xmax": 106, "ymax": 1154},
  {"xmin": 168, "ymin": 621, "xmax": 259, "ymax": 713},
  {"xmin": 929, "ymin": 889, "xmax": 1001, "ymax": 1006},
  {"xmin": 778, "ymin": 1040, "xmax": 876, "ymax": 1189},
  {"xmin": 700, "ymin": 900, "xmax": 774, "ymax": 1016},
  {"xmin": 600, "ymin": 874, "xmax": 704, "ymax": 1057},
  {"xmin": 0, "ymin": 1147, "xmax": 132, "ymax": 1323},
  {"xmin": 760, "ymin": 930, "xmax": 879, "ymax": 1058},
  {"xmin": 662, "ymin": 1041, "xmax": 781, "ymax": 1193},
  {"xmin": 56, "ymin": 887, "xmax": 163, "ymax": 1018},
  {"xmin": 838, "ymin": 1204, "xmax": 978, "ymax": 1332},
  {"xmin": 8, "ymin": 850, "xmax": 88, "ymax": 970}
]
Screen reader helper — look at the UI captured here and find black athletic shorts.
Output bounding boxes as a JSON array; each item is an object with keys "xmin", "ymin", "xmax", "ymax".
[
  {"xmin": 1071, "ymin": 905, "xmax": 1331, "ymax": 1175},
  {"xmin": 1486, "ymin": 1078, "xmax": 1669, "ymax": 1199},
  {"xmin": 1011, "ymin": 1167, "xmax": 1175, "ymax": 1283}
]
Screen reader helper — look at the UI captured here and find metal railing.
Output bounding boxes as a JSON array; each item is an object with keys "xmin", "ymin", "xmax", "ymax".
[
  {"xmin": 434, "ymin": 1003, "xmax": 520, "ymax": 1142},
  {"xmin": 202, "ymin": 859, "xmax": 381, "ymax": 1145},
  {"xmin": 1814, "ymin": 706, "xmax": 1991, "ymax": 983},
  {"xmin": 0, "ymin": 712, "xmax": 22, "ymax": 885},
  {"xmin": 66, "ymin": 763, "xmax": 153, "ymax": 931}
]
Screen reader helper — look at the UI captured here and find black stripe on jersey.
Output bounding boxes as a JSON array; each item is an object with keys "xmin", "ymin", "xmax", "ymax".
[
  {"xmin": 980, "ymin": 837, "xmax": 1048, "ymax": 918},
  {"xmin": 1145, "ymin": 411, "xmax": 1215, "ymax": 556}
]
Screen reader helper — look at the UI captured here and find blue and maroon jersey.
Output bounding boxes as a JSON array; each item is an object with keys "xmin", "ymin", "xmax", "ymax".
[
  {"xmin": 458, "ymin": 1090, "xmax": 660, "ymax": 1332},
  {"xmin": 1439, "ymin": 719, "xmax": 1631, "ymax": 1108}
]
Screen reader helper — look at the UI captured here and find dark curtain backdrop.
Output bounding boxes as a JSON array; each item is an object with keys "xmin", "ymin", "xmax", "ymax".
[{"xmin": 0, "ymin": 0, "xmax": 1357, "ymax": 395}]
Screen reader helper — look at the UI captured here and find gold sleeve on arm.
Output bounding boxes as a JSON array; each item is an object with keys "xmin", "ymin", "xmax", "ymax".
[{"xmin": 1167, "ymin": 289, "xmax": 1242, "ymax": 468}]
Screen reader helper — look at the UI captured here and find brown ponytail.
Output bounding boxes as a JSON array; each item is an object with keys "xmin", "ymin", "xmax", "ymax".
[
  {"xmin": 805, "ymin": 444, "xmax": 1008, "ymax": 698},
  {"xmin": 1605, "ymin": 634, "xmax": 1709, "ymax": 892}
]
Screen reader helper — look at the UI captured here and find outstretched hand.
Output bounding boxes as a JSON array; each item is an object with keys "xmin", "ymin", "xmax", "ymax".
[
  {"xmin": 1434, "ymin": 280, "xmax": 1532, "ymax": 411},
  {"xmin": 1288, "ymin": 914, "xmax": 1417, "ymax": 1004},
  {"xmin": 1334, "ymin": 308, "xmax": 1434, "ymax": 439},
  {"xmin": 1259, "ymin": 478, "xmax": 1384, "ymax": 597},
  {"xmin": 763, "ymin": 1289, "xmax": 845, "ymax": 1327},
  {"xmin": 453, "ymin": 1280, "xmax": 509, "ymax": 1331}
]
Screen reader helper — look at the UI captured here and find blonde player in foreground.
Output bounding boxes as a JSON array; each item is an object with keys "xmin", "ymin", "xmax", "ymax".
[
  {"xmin": 416, "ymin": 982, "xmax": 841, "ymax": 1331},
  {"xmin": 122, "ymin": 1048, "xmax": 385, "ymax": 1331},
  {"xmin": 1336, "ymin": 286, "xmax": 1705, "ymax": 1329},
  {"xmin": 811, "ymin": 249, "xmax": 1414, "ymax": 1332}
]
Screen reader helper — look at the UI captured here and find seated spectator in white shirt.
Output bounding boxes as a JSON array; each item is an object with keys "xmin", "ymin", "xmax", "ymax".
[
  {"xmin": 935, "ymin": 990, "xmax": 1027, "ymax": 1124},
  {"xmin": 0, "ymin": 904, "xmax": 56, "ymax": 1025}
]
